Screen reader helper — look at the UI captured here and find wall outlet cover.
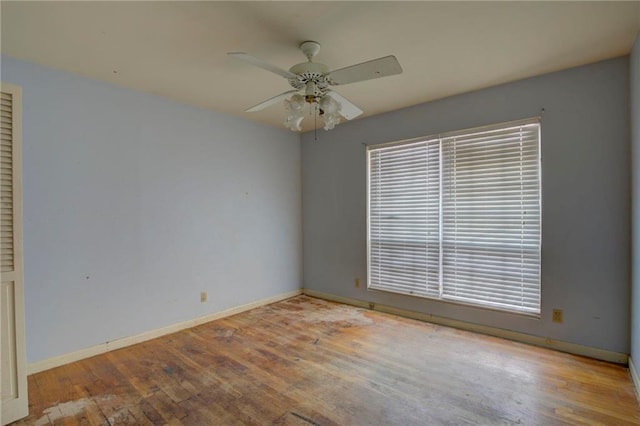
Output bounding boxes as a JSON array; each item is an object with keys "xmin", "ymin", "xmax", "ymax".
[{"xmin": 552, "ymin": 309, "xmax": 563, "ymax": 323}]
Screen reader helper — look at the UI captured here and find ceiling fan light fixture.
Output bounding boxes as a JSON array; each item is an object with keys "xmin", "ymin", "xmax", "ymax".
[
  {"xmin": 284, "ymin": 95, "xmax": 305, "ymax": 131},
  {"xmin": 284, "ymin": 113, "xmax": 304, "ymax": 132},
  {"xmin": 322, "ymin": 113, "xmax": 340, "ymax": 131},
  {"xmin": 319, "ymin": 95, "xmax": 341, "ymax": 130},
  {"xmin": 319, "ymin": 95, "xmax": 339, "ymax": 114},
  {"xmin": 282, "ymin": 93, "xmax": 343, "ymax": 132},
  {"xmin": 286, "ymin": 94, "xmax": 305, "ymax": 111}
]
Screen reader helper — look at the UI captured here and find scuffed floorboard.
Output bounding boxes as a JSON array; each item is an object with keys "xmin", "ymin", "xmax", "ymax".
[{"xmin": 12, "ymin": 295, "xmax": 640, "ymax": 425}]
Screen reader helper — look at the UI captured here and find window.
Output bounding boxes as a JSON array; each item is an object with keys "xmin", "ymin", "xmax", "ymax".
[{"xmin": 367, "ymin": 118, "xmax": 541, "ymax": 315}]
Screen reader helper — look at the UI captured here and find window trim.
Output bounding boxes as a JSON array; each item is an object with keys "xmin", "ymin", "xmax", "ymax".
[{"xmin": 366, "ymin": 117, "xmax": 541, "ymax": 317}]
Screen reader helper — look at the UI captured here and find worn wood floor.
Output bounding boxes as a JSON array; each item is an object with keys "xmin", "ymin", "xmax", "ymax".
[{"xmin": 13, "ymin": 295, "xmax": 640, "ymax": 425}]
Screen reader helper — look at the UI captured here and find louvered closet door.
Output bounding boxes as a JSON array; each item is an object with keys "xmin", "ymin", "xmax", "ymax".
[{"xmin": 0, "ymin": 83, "xmax": 27, "ymax": 425}]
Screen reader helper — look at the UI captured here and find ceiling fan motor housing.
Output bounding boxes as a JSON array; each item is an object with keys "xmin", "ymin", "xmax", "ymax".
[
  {"xmin": 288, "ymin": 63, "xmax": 330, "ymax": 99},
  {"xmin": 288, "ymin": 46, "xmax": 330, "ymax": 101}
]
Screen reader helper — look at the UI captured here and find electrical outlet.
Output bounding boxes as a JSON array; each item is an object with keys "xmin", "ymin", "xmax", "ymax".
[
  {"xmin": 552, "ymin": 309, "xmax": 563, "ymax": 323},
  {"xmin": 354, "ymin": 278, "xmax": 360, "ymax": 288},
  {"xmin": 200, "ymin": 291, "xmax": 208, "ymax": 303}
]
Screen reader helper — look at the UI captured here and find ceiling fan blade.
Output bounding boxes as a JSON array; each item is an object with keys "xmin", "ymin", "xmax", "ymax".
[
  {"xmin": 325, "ymin": 91, "xmax": 363, "ymax": 120},
  {"xmin": 327, "ymin": 55, "xmax": 402, "ymax": 86},
  {"xmin": 245, "ymin": 90, "xmax": 299, "ymax": 112},
  {"xmin": 228, "ymin": 52, "xmax": 297, "ymax": 79}
]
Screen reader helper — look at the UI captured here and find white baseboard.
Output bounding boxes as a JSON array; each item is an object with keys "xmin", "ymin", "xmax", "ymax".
[
  {"xmin": 303, "ymin": 289, "xmax": 628, "ymax": 365},
  {"xmin": 27, "ymin": 289, "xmax": 302, "ymax": 375},
  {"xmin": 630, "ymin": 357, "xmax": 640, "ymax": 401}
]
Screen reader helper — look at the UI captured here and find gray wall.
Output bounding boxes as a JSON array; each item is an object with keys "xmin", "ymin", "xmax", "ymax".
[
  {"xmin": 2, "ymin": 56, "xmax": 302, "ymax": 363},
  {"xmin": 302, "ymin": 57, "xmax": 630, "ymax": 353},
  {"xmin": 631, "ymin": 33, "xmax": 640, "ymax": 367}
]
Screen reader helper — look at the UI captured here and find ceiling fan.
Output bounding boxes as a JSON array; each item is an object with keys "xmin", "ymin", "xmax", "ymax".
[{"xmin": 228, "ymin": 41, "xmax": 403, "ymax": 131}]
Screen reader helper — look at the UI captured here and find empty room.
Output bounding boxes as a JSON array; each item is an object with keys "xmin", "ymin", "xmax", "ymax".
[{"xmin": 2, "ymin": 1, "xmax": 640, "ymax": 425}]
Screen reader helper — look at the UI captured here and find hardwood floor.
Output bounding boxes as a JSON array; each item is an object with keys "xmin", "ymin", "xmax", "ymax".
[{"xmin": 13, "ymin": 295, "xmax": 640, "ymax": 425}]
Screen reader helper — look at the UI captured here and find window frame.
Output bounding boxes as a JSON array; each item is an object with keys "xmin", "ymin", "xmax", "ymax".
[{"xmin": 366, "ymin": 118, "xmax": 542, "ymax": 317}]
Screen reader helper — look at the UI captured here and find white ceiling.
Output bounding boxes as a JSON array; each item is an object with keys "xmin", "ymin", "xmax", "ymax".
[{"xmin": 2, "ymin": 1, "xmax": 639, "ymax": 131}]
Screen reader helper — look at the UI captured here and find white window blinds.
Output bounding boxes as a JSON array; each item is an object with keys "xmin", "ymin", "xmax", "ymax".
[
  {"xmin": 368, "ymin": 139, "xmax": 440, "ymax": 298},
  {"xmin": 367, "ymin": 118, "xmax": 541, "ymax": 315}
]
